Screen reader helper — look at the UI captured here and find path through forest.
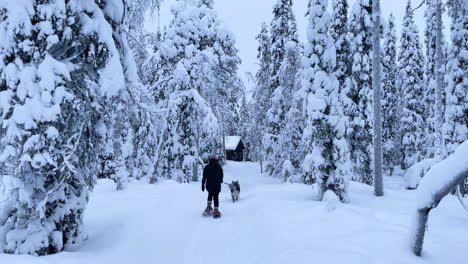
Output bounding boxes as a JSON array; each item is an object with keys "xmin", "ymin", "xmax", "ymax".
[{"xmin": 2, "ymin": 162, "xmax": 468, "ymax": 264}]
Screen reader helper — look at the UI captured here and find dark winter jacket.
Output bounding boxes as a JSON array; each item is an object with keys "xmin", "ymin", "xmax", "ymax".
[{"xmin": 202, "ymin": 159, "xmax": 224, "ymax": 193}]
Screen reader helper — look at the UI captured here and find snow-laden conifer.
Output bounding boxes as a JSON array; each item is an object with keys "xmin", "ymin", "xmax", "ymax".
[
  {"xmin": 398, "ymin": 0, "xmax": 426, "ymax": 170},
  {"xmin": 345, "ymin": 0, "xmax": 374, "ymax": 185},
  {"xmin": 0, "ymin": 0, "xmax": 138, "ymax": 254},
  {"xmin": 301, "ymin": 0, "xmax": 350, "ymax": 201},
  {"xmin": 264, "ymin": 0, "xmax": 300, "ymax": 176},
  {"xmin": 443, "ymin": 0, "xmax": 467, "ymax": 155},
  {"xmin": 382, "ymin": 14, "xmax": 401, "ymax": 174}
]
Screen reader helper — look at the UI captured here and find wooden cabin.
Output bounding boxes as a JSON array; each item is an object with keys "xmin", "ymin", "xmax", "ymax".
[{"xmin": 225, "ymin": 136, "xmax": 245, "ymax": 161}]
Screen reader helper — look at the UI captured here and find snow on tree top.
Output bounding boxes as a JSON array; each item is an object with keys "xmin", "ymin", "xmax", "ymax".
[{"xmin": 225, "ymin": 136, "xmax": 241, "ymax": 150}]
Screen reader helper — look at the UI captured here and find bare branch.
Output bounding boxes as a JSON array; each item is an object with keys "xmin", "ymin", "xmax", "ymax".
[{"xmin": 412, "ymin": 0, "xmax": 426, "ymax": 13}]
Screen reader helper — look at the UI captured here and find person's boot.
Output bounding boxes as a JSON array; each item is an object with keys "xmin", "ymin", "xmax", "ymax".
[
  {"xmin": 213, "ymin": 207, "xmax": 221, "ymax": 218},
  {"xmin": 203, "ymin": 202, "xmax": 213, "ymax": 216}
]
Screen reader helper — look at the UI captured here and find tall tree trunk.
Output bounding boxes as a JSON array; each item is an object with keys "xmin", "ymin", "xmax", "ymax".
[
  {"xmin": 221, "ymin": 113, "xmax": 227, "ymax": 164},
  {"xmin": 372, "ymin": 0, "xmax": 384, "ymax": 196},
  {"xmin": 192, "ymin": 162, "xmax": 199, "ymax": 182},
  {"xmin": 260, "ymin": 154, "xmax": 264, "ymax": 174},
  {"xmin": 192, "ymin": 117, "xmax": 202, "ymax": 182},
  {"xmin": 434, "ymin": 0, "xmax": 445, "ymax": 157}
]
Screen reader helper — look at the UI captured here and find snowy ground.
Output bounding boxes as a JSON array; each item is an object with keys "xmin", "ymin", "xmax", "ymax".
[{"xmin": 1, "ymin": 161, "xmax": 467, "ymax": 264}]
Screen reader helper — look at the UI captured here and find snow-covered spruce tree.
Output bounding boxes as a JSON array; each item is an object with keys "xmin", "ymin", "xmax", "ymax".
[
  {"xmin": 443, "ymin": 0, "xmax": 467, "ymax": 155},
  {"xmin": 241, "ymin": 75, "xmax": 261, "ymax": 163},
  {"xmin": 382, "ymin": 14, "xmax": 401, "ymax": 175},
  {"xmin": 329, "ymin": 0, "xmax": 352, "ymax": 184},
  {"xmin": 97, "ymin": 1, "xmax": 162, "ymax": 190},
  {"xmin": 253, "ymin": 23, "xmax": 272, "ymax": 170},
  {"xmin": 266, "ymin": 41, "xmax": 301, "ymax": 178},
  {"xmin": 161, "ymin": 89, "xmax": 218, "ymax": 182},
  {"xmin": 330, "ymin": 0, "xmax": 351, "ymax": 92},
  {"xmin": 111, "ymin": 98, "xmax": 133, "ymax": 191},
  {"xmin": 276, "ymin": 42, "xmax": 303, "ymax": 181},
  {"xmin": 96, "ymin": 91, "xmax": 141, "ymax": 190},
  {"xmin": 345, "ymin": 0, "xmax": 374, "ymax": 185},
  {"xmin": 300, "ymin": 0, "xmax": 349, "ymax": 201},
  {"xmin": 277, "ymin": 43, "xmax": 301, "ymax": 116},
  {"xmin": 282, "ymin": 91, "xmax": 306, "ymax": 182},
  {"xmin": 152, "ymin": 0, "xmax": 223, "ymax": 182},
  {"xmin": 423, "ymin": 0, "xmax": 436, "ymax": 156},
  {"xmin": 97, "ymin": 100, "xmax": 132, "ymax": 191},
  {"xmin": 96, "ymin": 112, "xmax": 115, "ymax": 180},
  {"xmin": 445, "ymin": 0, "xmax": 468, "ymax": 193},
  {"xmin": 194, "ymin": 0, "xmax": 242, "ymax": 138},
  {"xmin": 244, "ymin": 106, "xmax": 261, "ymax": 162},
  {"xmin": 123, "ymin": 42, "xmax": 165, "ymax": 184},
  {"xmin": 238, "ymin": 91, "xmax": 250, "ymax": 160},
  {"xmin": 192, "ymin": 0, "xmax": 243, "ymax": 170},
  {"xmin": 253, "ymin": 23, "xmax": 272, "ymax": 124},
  {"xmin": 126, "ymin": 0, "xmax": 163, "ymax": 83},
  {"xmin": 0, "ymin": 0, "xmax": 134, "ymax": 255},
  {"xmin": 424, "ymin": 0, "xmax": 447, "ymax": 158},
  {"xmin": 130, "ymin": 91, "xmax": 164, "ymax": 183},
  {"xmin": 239, "ymin": 88, "xmax": 261, "ymax": 161},
  {"xmin": 264, "ymin": 0, "xmax": 299, "ymax": 176},
  {"xmin": 217, "ymin": 76, "xmax": 243, "ymax": 138},
  {"xmin": 398, "ymin": 0, "xmax": 426, "ymax": 170},
  {"xmin": 150, "ymin": 0, "xmax": 241, "ymax": 162},
  {"xmin": 269, "ymin": 0, "xmax": 299, "ymax": 88}
]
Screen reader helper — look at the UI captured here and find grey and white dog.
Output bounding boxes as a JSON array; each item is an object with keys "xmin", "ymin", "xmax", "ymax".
[{"xmin": 225, "ymin": 181, "xmax": 240, "ymax": 202}]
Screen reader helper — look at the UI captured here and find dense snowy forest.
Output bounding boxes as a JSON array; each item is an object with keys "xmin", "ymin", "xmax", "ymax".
[{"xmin": 0, "ymin": 0, "xmax": 466, "ymax": 262}]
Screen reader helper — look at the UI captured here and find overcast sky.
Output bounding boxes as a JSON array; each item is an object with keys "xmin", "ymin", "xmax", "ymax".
[{"xmin": 145, "ymin": 0, "xmax": 450, "ymax": 83}]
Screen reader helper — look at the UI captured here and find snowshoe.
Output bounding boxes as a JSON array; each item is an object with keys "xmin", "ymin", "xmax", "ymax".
[
  {"xmin": 202, "ymin": 206, "xmax": 213, "ymax": 217},
  {"xmin": 213, "ymin": 208, "xmax": 221, "ymax": 219}
]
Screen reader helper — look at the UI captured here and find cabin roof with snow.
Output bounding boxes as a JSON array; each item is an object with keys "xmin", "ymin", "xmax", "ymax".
[{"xmin": 225, "ymin": 136, "xmax": 242, "ymax": 151}]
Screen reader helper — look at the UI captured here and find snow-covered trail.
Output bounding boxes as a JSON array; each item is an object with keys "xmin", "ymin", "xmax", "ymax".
[{"xmin": 2, "ymin": 162, "xmax": 468, "ymax": 264}]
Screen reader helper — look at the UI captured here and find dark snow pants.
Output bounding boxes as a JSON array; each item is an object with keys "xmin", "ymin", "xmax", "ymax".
[{"xmin": 208, "ymin": 192, "xmax": 220, "ymax": 207}]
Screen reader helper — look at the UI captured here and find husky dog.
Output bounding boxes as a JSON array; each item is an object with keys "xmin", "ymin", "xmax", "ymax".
[{"xmin": 225, "ymin": 181, "xmax": 240, "ymax": 202}]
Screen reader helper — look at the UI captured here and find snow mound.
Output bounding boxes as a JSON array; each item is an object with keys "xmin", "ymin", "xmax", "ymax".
[{"xmin": 323, "ymin": 190, "xmax": 340, "ymax": 211}]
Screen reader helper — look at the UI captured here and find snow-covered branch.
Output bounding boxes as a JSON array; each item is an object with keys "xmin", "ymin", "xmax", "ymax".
[{"xmin": 411, "ymin": 141, "xmax": 468, "ymax": 256}]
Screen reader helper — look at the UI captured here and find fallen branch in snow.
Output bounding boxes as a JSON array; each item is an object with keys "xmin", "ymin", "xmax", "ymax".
[{"xmin": 411, "ymin": 141, "xmax": 468, "ymax": 256}]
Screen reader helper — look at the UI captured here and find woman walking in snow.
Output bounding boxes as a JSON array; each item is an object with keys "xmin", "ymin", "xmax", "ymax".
[{"xmin": 202, "ymin": 154, "xmax": 224, "ymax": 218}]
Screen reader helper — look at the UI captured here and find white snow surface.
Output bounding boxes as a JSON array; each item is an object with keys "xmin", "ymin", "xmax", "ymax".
[
  {"xmin": 224, "ymin": 136, "xmax": 241, "ymax": 151},
  {"xmin": 1, "ymin": 162, "xmax": 467, "ymax": 263}
]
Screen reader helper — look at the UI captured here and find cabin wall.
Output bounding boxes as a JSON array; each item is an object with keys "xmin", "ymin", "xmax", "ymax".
[
  {"xmin": 225, "ymin": 140, "xmax": 245, "ymax": 161},
  {"xmin": 226, "ymin": 148, "xmax": 243, "ymax": 161}
]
